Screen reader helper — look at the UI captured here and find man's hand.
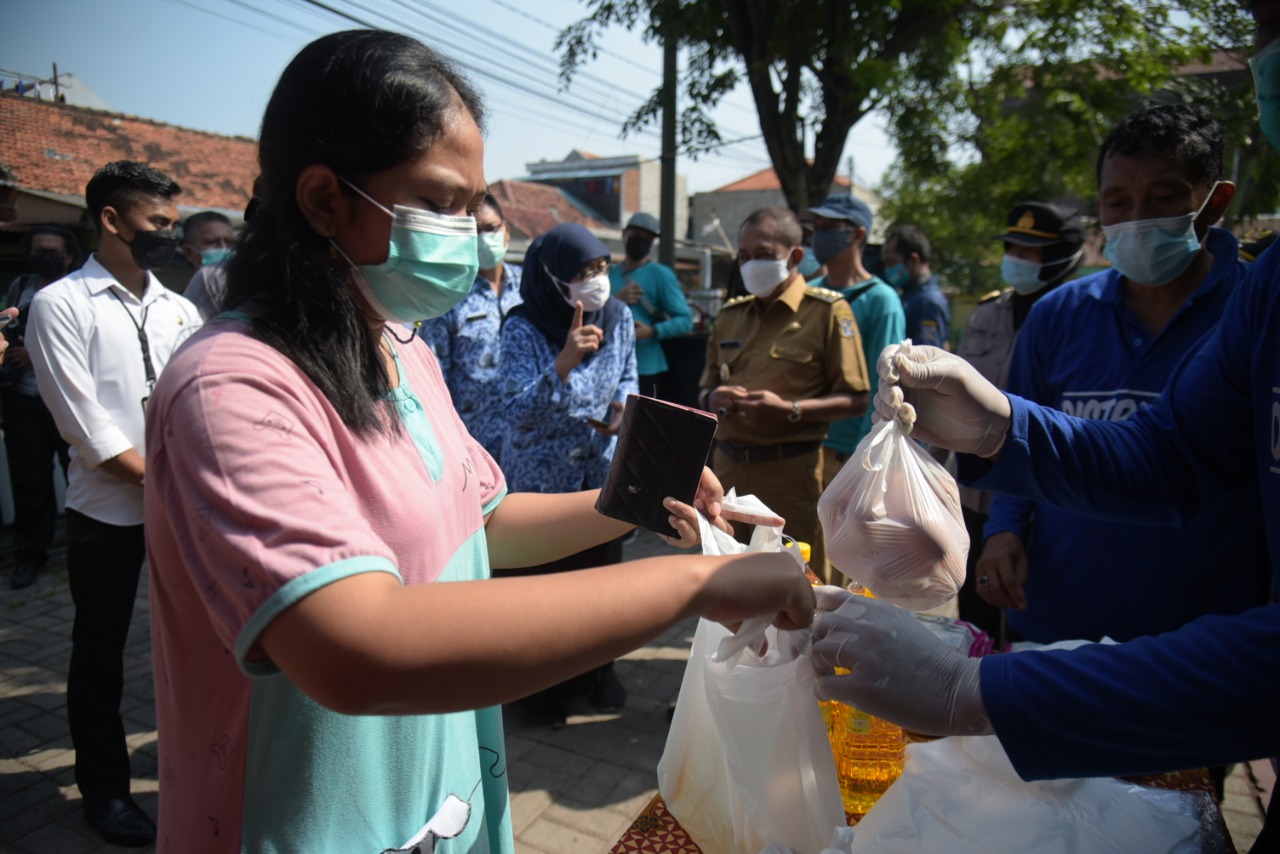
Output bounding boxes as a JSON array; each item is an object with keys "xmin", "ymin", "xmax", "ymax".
[
  {"xmin": 735, "ymin": 389, "xmax": 791, "ymax": 422},
  {"xmin": 707, "ymin": 385, "xmax": 749, "ymax": 416},
  {"xmin": 875, "ymin": 343, "xmax": 1011, "ymax": 458},
  {"xmin": 812, "ymin": 587, "xmax": 991, "ymax": 736},
  {"xmin": 634, "ymin": 321, "xmax": 654, "ymax": 340},
  {"xmin": 617, "ymin": 282, "xmax": 644, "ymax": 305},
  {"xmin": 975, "ymin": 532, "xmax": 1029, "ymax": 610},
  {"xmin": 5, "ymin": 345, "xmax": 29, "ymax": 371},
  {"xmin": 555, "ymin": 301, "xmax": 604, "ymax": 382}
]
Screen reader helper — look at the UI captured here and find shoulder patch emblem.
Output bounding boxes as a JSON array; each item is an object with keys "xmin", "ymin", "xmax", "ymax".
[
  {"xmin": 839, "ymin": 316, "xmax": 857, "ymax": 339},
  {"xmin": 917, "ymin": 319, "xmax": 940, "ymax": 344},
  {"xmin": 804, "ymin": 286, "xmax": 842, "ymax": 303}
]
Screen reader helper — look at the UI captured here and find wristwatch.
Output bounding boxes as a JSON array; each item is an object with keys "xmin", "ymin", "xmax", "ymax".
[{"xmin": 787, "ymin": 400, "xmax": 802, "ymax": 423}]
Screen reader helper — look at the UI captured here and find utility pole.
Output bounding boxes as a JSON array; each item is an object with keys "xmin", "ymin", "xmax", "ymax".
[
  {"xmin": 659, "ymin": 14, "xmax": 677, "ymax": 267},
  {"xmin": 52, "ymin": 63, "xmax": 61, "ymax": 101}
]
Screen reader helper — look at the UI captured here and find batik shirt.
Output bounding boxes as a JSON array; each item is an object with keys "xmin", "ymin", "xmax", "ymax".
[
  {"xmin": 424, "ymin": 267, "xmax": 523, "ymax": 462},
  {"xmin": 499, "ymin": 307, "xmax": 637, "ymax": 493}
]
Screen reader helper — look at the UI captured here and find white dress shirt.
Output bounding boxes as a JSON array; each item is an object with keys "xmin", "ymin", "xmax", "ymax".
[{"xmin": 27, "ymin": 255, "xmax": 201, "ymax": 526}]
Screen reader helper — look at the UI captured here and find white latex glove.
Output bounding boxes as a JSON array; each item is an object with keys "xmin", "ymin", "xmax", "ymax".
[
  {"xmin": 875, "ymin": 342, "xmax": 1011, "ymax": 458},
  {"xmin": 811, "ymin": 586, "xmax": 992, "ymax": 737}
]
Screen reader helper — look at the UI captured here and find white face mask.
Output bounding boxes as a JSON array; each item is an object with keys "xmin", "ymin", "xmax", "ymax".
[
  {"xmin": 740, "ymin": 258, "xmax": 791, "ymax": 296},
  {"xmin": 546, "ymin": 264, "xmax": 611, "ymax": 312}
]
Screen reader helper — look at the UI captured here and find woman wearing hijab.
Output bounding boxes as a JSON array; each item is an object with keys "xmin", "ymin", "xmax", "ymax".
[{"xmin": 500, "ymin": 223, "xmax": 638, "ymax": 725}]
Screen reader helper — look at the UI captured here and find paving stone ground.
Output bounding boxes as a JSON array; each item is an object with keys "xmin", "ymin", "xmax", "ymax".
[{"xmin": 0, "ymin": 524, "xmax": 1269, "ymax": 852}]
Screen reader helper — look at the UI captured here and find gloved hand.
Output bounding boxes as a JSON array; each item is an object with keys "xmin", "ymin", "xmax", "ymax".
[
  {"xmin": 811, "ymin": 586, "xmax": 992, "ymax": 737},
  {"xmin": 875, "ymin": 342, "xmax": 1011, "ymax": 458}
]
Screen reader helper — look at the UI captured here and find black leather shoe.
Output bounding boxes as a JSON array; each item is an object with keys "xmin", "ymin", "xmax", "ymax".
[
  {"xmin": 83, "ymin": 796, "xmax": 156, "ymax": 847},
  {"xmin": 10, "ymin": 561, "xmax": 40, "ymax": 590},
  {"xmin": 591, "ymin": 663, "xmax": 627, "ymax": 712}
]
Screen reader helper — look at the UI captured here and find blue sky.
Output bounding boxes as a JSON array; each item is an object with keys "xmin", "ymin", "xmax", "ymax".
[{"xmin": 0, "ymin": 0, "xmax": 897, "ymax": 194}]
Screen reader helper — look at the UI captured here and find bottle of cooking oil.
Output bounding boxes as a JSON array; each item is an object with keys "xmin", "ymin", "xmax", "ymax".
[{"xmin": 826, "ymin": 582, "xmax": 906, "ymax": 816}]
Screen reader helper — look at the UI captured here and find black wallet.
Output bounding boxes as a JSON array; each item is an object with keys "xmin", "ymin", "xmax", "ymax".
[{"xmin": 595, "ymin": 394, "xmax": 719, "ymax": 538}]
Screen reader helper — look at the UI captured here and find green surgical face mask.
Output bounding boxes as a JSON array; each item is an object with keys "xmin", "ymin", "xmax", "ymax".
[
  {"xmin": 335, "ymin": 179, "xmax": 478, "ymax": 323},
  {"xmin": 1251, "ymin": 37, "xmax": 1280, "ymax": 152},
  {"xmin": 476, "ymin": 230, "xmax": 507, "ymax": 269}
]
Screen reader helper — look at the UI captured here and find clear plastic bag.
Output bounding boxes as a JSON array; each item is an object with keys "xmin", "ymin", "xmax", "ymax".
[
  {"xmin": 817, "ymin": 355, "xmax": 969, "ymax": 610},
  {"xmin": 657, "ymin": 493, "xmax": 845, "ymax": 854}
]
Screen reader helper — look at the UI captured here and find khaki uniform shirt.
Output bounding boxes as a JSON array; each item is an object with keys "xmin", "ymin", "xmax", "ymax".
[
  {"xmin": 956, "ymin": 289, "xmax": 1018, "ymax": 515},
  {"xmin": 700, "ymin": 274, "xmax": 869, "ymax": 445}
]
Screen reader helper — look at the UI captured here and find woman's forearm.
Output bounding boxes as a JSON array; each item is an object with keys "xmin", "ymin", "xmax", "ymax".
[
  {"xmin": 258, "ymin": 550, "xmax": 810, "ymax": 716},
  {"xmin": 485, "ymin": 490, "xmax": 633, "ymax": 569}
]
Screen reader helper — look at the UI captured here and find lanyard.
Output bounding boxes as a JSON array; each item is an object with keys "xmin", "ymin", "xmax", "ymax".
[{"xmin": 110, "ymin": 289, "xmax": 157, "ymax": 391}]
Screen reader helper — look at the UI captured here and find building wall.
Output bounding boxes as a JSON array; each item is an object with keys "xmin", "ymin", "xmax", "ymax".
[{"xmin": 626, "ymin": 160, "xmax": 688, "ymax": 237}]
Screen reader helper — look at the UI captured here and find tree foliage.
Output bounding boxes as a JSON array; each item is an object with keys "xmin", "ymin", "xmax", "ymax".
[
  {"xmin": 559, "ymin": 1, "xmax": 1274, "ymax": 293},
  {"xmin": 557, "ymin": 0, "xmax": 980, "ymax": 211},
  {"xmin": 880, "ymin": 0, "xmax": 1275, "ymax": 294}
]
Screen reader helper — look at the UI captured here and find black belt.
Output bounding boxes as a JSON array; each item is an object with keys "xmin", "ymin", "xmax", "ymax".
[{"xmin": 717, "ymin": 440, "xmax": 821, "ymax": 464}]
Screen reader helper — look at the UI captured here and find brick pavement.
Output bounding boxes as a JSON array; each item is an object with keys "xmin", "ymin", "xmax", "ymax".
[{"xmin": 0, "ymin": 525, "xmax": 1271, "ymax": 852}]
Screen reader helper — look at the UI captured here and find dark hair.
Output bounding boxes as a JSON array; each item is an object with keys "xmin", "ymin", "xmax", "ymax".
[
  {"xmin": 739, "ymin": 206, "xmax": 803, "ymax": 247},
  {"xmin": 1096, "ymin": 105, "xmax": 1224, "ymax": 188},
  {"xmin": 222, "ymin": 30, "xmax": 485, "ymax": 437},
  {"xmin": 479, "ymin": 193, "xmax": 504, "ymax": 222},
  {"xmin": 84, "ymin": 161, "xmax": 181, "ymax": 228},
  {"xmin": 22, "ymin": 224, "xmax": 83, "ymax": 269},
  {"xmin": 887, "ymin": 225, "xmax": 931, "ymax": 263},
  {"xmin": 182, "ymin": 210, "xmax": 233, "ymax": 246}
]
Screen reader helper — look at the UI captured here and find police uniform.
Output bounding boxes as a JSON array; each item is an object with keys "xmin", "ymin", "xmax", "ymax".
[{"xmin": 699, "ymin": 273, "xmax": 869, "ymax": 583}]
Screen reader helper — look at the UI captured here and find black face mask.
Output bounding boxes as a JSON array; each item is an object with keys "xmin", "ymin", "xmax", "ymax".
[
  {"xmin": 28, "ymin": 249, "xmax": 68, "ymax": 281},
  {"xmin": 624, "ymin": 236, "xmax": 653, "ymax": 261},
  {"xmin": 123, "ymin": 227, "xmax": 179, "ymax": 271}
]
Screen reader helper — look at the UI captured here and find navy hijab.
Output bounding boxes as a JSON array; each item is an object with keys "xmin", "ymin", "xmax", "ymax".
[{"xmin": 509, "ymin": 223, "xmax": 625, "ymax": 351}]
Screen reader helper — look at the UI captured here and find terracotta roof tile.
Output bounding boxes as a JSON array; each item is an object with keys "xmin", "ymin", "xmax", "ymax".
[
  {"xmin": 489, "ymin": 178, "xmax": 609, "ymax": 240},
  {"xmin": 0, "ymin": 92, "xmax": 257, "ymax": 211},
  {"xmin": 713, "ymin": 165, "xmax": 853, "ymax": 193}
]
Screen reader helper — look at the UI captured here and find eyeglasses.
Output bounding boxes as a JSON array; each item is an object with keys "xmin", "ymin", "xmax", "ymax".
[{"xmin": 574, "ymin": 262, "xmax": 611, "ymax": 282}]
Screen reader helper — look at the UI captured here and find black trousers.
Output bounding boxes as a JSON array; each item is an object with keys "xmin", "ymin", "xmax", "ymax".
[
  {"xmin": 3, "ymin": 391, "xmax": 70, "ymax": 565},
  {"xmin": 64, "ymin": 508, "xmax": 146, "ymax": 800}
]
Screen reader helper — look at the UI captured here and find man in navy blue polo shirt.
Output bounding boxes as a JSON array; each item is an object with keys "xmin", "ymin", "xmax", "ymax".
[
  {"xmin": 881, "ymin": 225, "xmax": 950, "ymax": 348},
  {"xmin": 976, "ymin": 105, "xmax": 1269, "ymax": 646},
  {"xmin": 811, "ymin": 6, "xmax": 1280, "ymax": 843}
]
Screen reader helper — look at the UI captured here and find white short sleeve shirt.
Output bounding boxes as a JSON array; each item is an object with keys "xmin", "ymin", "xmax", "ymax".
[{"xmin": 26, "ymin": 254, "xmax": 202, "ymax": 525}]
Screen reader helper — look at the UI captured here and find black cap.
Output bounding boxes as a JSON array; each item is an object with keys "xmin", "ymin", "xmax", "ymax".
[
  {"xmin": 625, "ymin": 212, "xmax": 661, "ymax": 236},
  {"xmin": 993, "ymin": 202, "xmax": 1085, "ymax": 247}
]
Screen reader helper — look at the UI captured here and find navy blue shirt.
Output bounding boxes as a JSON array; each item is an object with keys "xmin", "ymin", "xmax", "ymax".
[
  {"xmin": 986, "ymin": 228, "xmax": 1268, "ymax": 642},
  {"xmin": 901, "ymin": 274, "xmax": 950, "ymax": 347},
  {"xmin": 963, "ymin": 238, "xmax": 1280, "ymax": 781},
  {"xmin": 423, "ymin": 266, "xmax": 522, "ymax": 463}
]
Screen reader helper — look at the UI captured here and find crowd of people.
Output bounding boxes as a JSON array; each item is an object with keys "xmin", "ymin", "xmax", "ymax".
[{"xmin": 1, "ymin": 1, "xmax": 1278, "ymax": 849}]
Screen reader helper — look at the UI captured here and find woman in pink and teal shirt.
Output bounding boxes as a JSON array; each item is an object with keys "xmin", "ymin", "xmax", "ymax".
[{"xmin": 143, "ymin": 30, "xmax": 812, "ymax": 853}]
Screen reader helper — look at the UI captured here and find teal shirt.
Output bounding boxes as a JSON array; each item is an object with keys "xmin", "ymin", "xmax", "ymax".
[
  {"xmin": 608, "ymin": 261, "xmax": 693, "ymax": 375},
  {"xmin": 811, "ymin": 275, "xmax": 906, "ymax": 454}
]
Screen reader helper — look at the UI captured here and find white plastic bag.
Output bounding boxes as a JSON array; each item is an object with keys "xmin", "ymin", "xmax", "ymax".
[
  {"xmin": 657, "ymin": 492, "xmax": 844, "ymax": 854},
  {"xmin": 818, "ymin": 345, "xmax": 968, "ymax": 610},
  {"xmin": 847, "ymin": 737, "xmax": 1205, "ymax": 854}
]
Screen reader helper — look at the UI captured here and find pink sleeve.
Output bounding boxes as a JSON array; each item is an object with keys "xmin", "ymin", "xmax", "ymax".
[{"xmin": 149, "ymin": 351, "xmax": 399, "ymax": 673}]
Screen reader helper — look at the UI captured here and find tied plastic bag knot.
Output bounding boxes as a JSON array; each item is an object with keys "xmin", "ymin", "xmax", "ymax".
[
  {"xmin": 658, "ymin": 492, "xmax": 844, "ymax": 854},
  {"xmin": 884, "ymin": 384, "xmax": 916, "ymax": 435},
  {"xmin": 817, "ymin": 366, "xmax": 968, "ymax": 610}
]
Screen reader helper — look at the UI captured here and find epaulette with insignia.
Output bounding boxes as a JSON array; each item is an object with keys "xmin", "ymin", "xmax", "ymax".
[
  {"xmin": 804, "ymin": 286, "xmax": 843, "ymax": 303},
  {"xmin": 978, "ymin": 288, "xmax": 1008, "ymax": 304},
  {"xmin": 722, "ymin": 294, "xmax": 756, "ymax": 309}
]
